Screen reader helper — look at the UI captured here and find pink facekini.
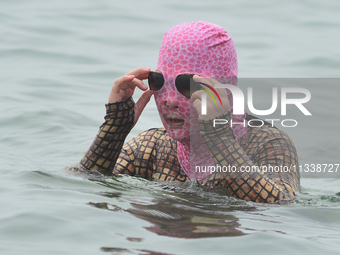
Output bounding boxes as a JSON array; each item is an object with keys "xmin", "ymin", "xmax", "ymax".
[{"xmin": 152, "ymin": 21, "xmax": 247, "ymax": 180}]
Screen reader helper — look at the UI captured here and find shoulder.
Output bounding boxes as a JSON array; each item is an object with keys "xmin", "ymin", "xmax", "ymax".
[
  {"xmin": 242, "ymin": 115, "xmax": 295, "ymax": 147},
  {"xmin": 139, "ymin": 127, "xmax": 167, "ymax": 136},
  {"xmin": 124, "ymin": 127, "xmax": 174, "ymax": 149},
  {"xmin": 136, "ymin": 128, "xmax": 171, "ymax": 141}
]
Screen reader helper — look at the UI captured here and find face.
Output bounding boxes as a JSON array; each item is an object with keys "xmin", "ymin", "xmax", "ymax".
[
  {"xmin": 153, "ymin": 21, "xmax": 238, "ymax": 143},
  {"xmin": 152, "ymin": 70, "xmax": 197, "ymax": 144}
]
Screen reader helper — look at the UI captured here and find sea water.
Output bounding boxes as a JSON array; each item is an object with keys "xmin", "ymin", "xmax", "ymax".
[{"xmin": 1, "ymin": 0, "xmax": 340, "ymax": 254}]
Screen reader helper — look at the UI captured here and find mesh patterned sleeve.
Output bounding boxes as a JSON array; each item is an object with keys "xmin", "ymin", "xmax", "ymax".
[
  {"xmin": 198, "ymin": 110, "xmax": 300, "ymax": 203},
  {"xmin": 75, "ymin": 97, "xmax": 135, "ymax": 175}
]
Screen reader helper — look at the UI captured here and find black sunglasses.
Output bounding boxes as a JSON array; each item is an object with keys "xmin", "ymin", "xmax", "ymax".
[{"xmin": 148, "ymin": 71, "xmax": 203, "ymax": 98}]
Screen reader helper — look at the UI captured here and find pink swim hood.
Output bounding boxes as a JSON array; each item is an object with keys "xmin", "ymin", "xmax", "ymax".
[
  {"xmin": 153, "ymin": 21, "xmax": 247, "ymax": 179},
  {"xmin": 157, "ymin": 21, "xmax": 238, "ymax": 84}
]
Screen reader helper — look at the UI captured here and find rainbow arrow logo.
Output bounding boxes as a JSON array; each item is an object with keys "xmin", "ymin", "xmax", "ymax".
[{"xmin": 198, "ymin": 82, "xmax": 223, "ymax": 106}]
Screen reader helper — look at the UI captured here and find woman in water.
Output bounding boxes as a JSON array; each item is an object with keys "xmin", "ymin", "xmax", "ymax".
[{"xmin": 70, "ymin": 21, "xmax": 300, "ymax": 203}]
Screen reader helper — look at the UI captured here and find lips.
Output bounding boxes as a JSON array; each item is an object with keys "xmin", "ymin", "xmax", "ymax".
[{"xmin": 163, "ymin": 112, "xmax": 185, "ymax": 129}]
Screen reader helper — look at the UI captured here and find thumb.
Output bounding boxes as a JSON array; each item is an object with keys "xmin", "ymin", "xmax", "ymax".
[
  {"xmin": 192, "ymin": 98, "xmax": 202, "ymax": 114},
  {"xmin": 134, "ymin": 90, "xmax": 153, "ymax": 125}
]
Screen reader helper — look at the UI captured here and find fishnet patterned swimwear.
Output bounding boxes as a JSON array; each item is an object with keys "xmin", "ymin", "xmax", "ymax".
[{"xmin": 71, "ymin": 98, "xmax": 300, "ymax": 203}]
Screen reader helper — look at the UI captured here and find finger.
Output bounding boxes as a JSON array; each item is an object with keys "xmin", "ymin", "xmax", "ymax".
[
  {"xmin": 190, "ymin": 88, "xmax": 217, "ymax": 116},
  {"xmin": 216, "ymin": 87, "xmax": 229, "ymax": 98},
  {"xmin": 136, "ymin": 74, "xmax": 149, "ymax": 81},
  {"xmin": 120, "ymin": 77, "xmax": 148, "ymax": 91},
  {"xmin": 126, "ymin": 67, "xmax": 151, "ymax": 80},
  {"xmin": 193, "ymin": 76, "xmax": 225, "ymax": 100},
  {"xmin": 112, "ymin": 72, "xmax": 147, "ymax": 91},
  {"xmin": 193, "ymin": 75, "xmax": 227, "ymax": 105},
  {"xmin": 190, "ymin": 84, "xmax": 220, "ymax": 106},
  {"xmin": 193, "ymin": 75, "xmax": 220, "ymax": 85},
  {"xmin": 192, "ymin": 97, "xmax": 201, "ymax": 111},
  {"xmin": 192, "ymin": 97, "xmax": 211, "ymax": 119},
  {"xmin": 134, "ymin": 90, "xmax": 153, "ymax": 124},
  {"xmin": 192, "ymin": 75, "xmax": 218, "ymax": 97},
  {"xmin": 193, "ymin": 75, "xmax": 216, "ymax": 87},
  {"xmin": 199, "ymin": 77, "xmax": 229, "ymax": 99},
  {"xmin": 209, "ymin": 77, "xmax": 221, "ymax": 85},
  {"xmin": 190, "ymin": 89, "xmax": 205, "ymax": 103},
  {"xmin": 111, "ymin": 74, "xmax": 135, "ymax": 94}
]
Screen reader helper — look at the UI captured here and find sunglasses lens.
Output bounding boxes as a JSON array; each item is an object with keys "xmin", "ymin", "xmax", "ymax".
[
  {"xmin": 148, "ymin": 72, "xmax": 201, "ymax": 97},
  {"xmin": 148, "ymin": 72, "xmax": 164, "ymax": 91},
  {"xmin": 175, "ymin": 74, "xmax": 201, "ymax": 98}
]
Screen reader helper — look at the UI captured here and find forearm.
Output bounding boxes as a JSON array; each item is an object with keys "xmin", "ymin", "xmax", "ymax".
[
  {"xmin": 80, "ymin": 97, "xmax": 135, "ymax": 175},
  {"xmin": 199, "ymin": 111, "xmax": 299, "ymax": 203}
]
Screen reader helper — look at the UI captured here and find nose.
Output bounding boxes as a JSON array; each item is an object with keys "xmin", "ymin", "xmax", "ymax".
[{"xmin": 164, "ymin": 101, "xmax": 179, "ymax": 109}]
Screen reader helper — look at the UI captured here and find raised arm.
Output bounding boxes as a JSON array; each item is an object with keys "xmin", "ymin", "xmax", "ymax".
[
  {"xmin": 191, "ymin": 76, "xmax": 300, "ymax": 203},
  {"xmin": 69, "ymin": 68, "xmax": 152, "ymax": 175},
  {"xmin": 79, "ymin": 98, "xmax": 135, "ymax": 174},
  {"xmin": 199, "ymin": 111, "xmax": 300, "ymax": 203}
]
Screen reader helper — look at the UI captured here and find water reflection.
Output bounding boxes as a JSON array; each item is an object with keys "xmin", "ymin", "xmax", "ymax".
[
  {"xmin": 101, "ymin": 247, "xmax": 175, "ymax": 255},
  {"xmin": 128, "ymin": 200, "xmax": 246, "ymax": 238},
  {"xmin": 89, "ymin": 189, "xmax": 255, "ymax": 239}
]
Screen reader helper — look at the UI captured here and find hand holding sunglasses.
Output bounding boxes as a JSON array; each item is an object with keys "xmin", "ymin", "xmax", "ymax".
[
  {"xmin": 109, "ymin": 67, "xmax": 153, "ymax": 125},
  {"xmin": 191, "ymin": 75, "xmax": 231, "ymax": 120}
]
